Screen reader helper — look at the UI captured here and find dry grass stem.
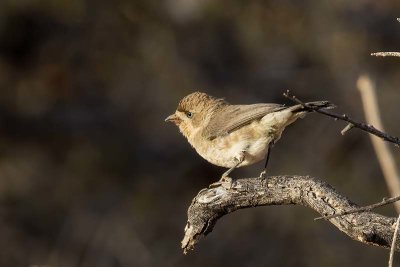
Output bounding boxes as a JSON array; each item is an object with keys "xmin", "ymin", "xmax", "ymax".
[{"xmin": 357, "ymin": 76, "xmax": 400, "ymax": 213}]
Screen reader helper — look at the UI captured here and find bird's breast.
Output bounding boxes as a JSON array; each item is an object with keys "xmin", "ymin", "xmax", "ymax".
[{"xmin": 190, "ymin": 121, "xmax": 276, "ymax": 168}]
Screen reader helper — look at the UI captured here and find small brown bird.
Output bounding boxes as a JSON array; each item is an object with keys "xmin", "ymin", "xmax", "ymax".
[{"xmin": 166, "ymin": 92, "xmax": 333, "ymax": 182}]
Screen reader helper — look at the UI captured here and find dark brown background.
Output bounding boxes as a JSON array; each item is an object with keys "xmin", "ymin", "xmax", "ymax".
[{"xmin": 0, "ymin": 0, "xmax": 399, "ymax": 266}]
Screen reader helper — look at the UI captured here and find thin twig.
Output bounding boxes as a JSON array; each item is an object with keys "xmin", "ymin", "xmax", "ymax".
[
  {"xmin": 389, "ymin": 215, "xmax": 400, "ymax": 267},
  {"xmin": 341, "ymin": 123, "xmax": 354, "ymax": 135},
  {"xmin": 283, "ymin": 90, "xmax": 400, "ymax": 146},
  {"xmin": 314, "ymin": 195, "xmax": 400, "ymax": 221},
  {"xmin": 357, "ymin": 75, "xmax": 400, "ymax": 213},
  {"xmin": 371, "ymin": 52, "xmax": 400, "ymax": 58},
  {"xmin": 371, "ymin": 19, "xmax": 400, "ymax": 59}
]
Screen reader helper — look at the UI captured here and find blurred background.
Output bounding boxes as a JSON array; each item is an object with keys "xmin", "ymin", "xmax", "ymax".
[{"xmin": 0, "ymin": 0, "xmax": 399, "ymax": 266}]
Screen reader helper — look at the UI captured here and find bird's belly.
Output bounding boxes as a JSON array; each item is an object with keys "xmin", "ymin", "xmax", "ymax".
[
  {"xmin": 241, "ymin": 138, "xmax": 270, "ymax": 166},
  {"xmin": 193, "ymin": 124, "xmax": 274, "ymax": 168}
]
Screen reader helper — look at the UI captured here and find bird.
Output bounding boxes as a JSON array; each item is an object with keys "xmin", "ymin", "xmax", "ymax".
[{"xmin": 165, "ymin": 92, "xmax": 333, "ymax": 184}]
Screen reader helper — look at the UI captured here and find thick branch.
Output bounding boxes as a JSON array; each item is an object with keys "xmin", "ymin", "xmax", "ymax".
[{"xmin": 182, "ymin": 175, "xmax": 399, "ymax": 254}]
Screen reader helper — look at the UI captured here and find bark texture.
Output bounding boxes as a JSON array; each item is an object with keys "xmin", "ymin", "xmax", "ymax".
[{"xmin": 181, "ymin": 175, "xmax": 399, "ymax": 254}]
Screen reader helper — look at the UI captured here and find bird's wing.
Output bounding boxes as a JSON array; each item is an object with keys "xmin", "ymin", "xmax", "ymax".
[{"xmin": 202, "ymin": 103, "xmax": 285, "ymax": 140}]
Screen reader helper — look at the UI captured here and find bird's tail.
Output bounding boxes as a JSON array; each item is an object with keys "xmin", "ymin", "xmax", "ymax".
[{"xmin": 289, "ymin": 101, "xmax": 335, "ymax": 113}]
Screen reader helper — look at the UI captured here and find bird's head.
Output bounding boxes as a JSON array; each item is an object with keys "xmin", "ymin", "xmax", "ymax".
[{"xmin": 165, "ymin": 92, "xmax": 226, "ymax": 139}]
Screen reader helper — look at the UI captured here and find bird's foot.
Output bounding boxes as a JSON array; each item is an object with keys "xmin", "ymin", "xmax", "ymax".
[
  {"xmin": 259, "ymin": 169, "xmax": 267, "ymax": 178},
  {"xmin": 209, "ymin": 181, "xmax": 221, "ymax": 188},
  {"xmin": 209, "ymin": 176, "xmax": 234, "ymax": 189}
]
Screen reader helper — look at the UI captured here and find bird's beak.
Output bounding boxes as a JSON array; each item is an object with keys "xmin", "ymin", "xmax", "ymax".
[{"xmin": 165, "ymin": 113, "xmax": 181, "ymax": 124}]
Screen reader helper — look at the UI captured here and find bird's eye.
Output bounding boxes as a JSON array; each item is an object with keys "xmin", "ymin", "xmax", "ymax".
[{"xmin": 186, "ymin": 111, "xmax": 193, "ymax": 118}]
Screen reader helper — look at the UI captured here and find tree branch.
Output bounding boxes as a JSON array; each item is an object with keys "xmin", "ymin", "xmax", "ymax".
[
  {"xmin": 283, "ymin": 91, "xmax": 400, "ymax": 147},
  {"xmin": 315, "ymin": 195, "xmax": 400, "ymax": 221},
  {"xmin": 371, "ymin": 19, "xmax": 400, "ymax": 58},
  {"xmin": 182, "ymin": 175, "xmax": 399, "ymax": 254},
  {"xmin": 371, "ymin": 52, "xmax": 400, "ymax": 58}
]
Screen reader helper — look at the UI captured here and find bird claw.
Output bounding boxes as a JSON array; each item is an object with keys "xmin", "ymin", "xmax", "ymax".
[
  {"xmin": 221, "ymin": 176, "xmax": 234, "ymax": 189},
  {"xmin": 209, "ymin": 181, "xmax": 222, "ymax": 188},
  {"xmin": 209, "ymin": 176, "xmax": 234, "ymax": 189},
  {"xmin": 259, "ymin": 170, "xmax": 267, "ymax": 178}
]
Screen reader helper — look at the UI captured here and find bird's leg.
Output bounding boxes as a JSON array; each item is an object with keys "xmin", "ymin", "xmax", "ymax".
[
  {"xmin": 209, "ymin": 153, "xmax": 244, "ymax": 189},
  {"xmin": 260, "ymin": 142, "xmax": 273, "ymax": 178},
  {"xmin": 220, "ymin": 152, "xmax": 245, "ymax": 181}
]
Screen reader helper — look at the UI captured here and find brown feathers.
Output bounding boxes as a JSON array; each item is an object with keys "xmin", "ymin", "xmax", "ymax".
[
  {"xmin": 202, "ymin": 103, "xmax": 285, "ymax": 140},
  {"xmin": 166, "ymin": 92, "xmax": 333, "ymax": 171},
  {"xmin": 177, "ymin": 92, "xmax": 227, "ymax": 114}
]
